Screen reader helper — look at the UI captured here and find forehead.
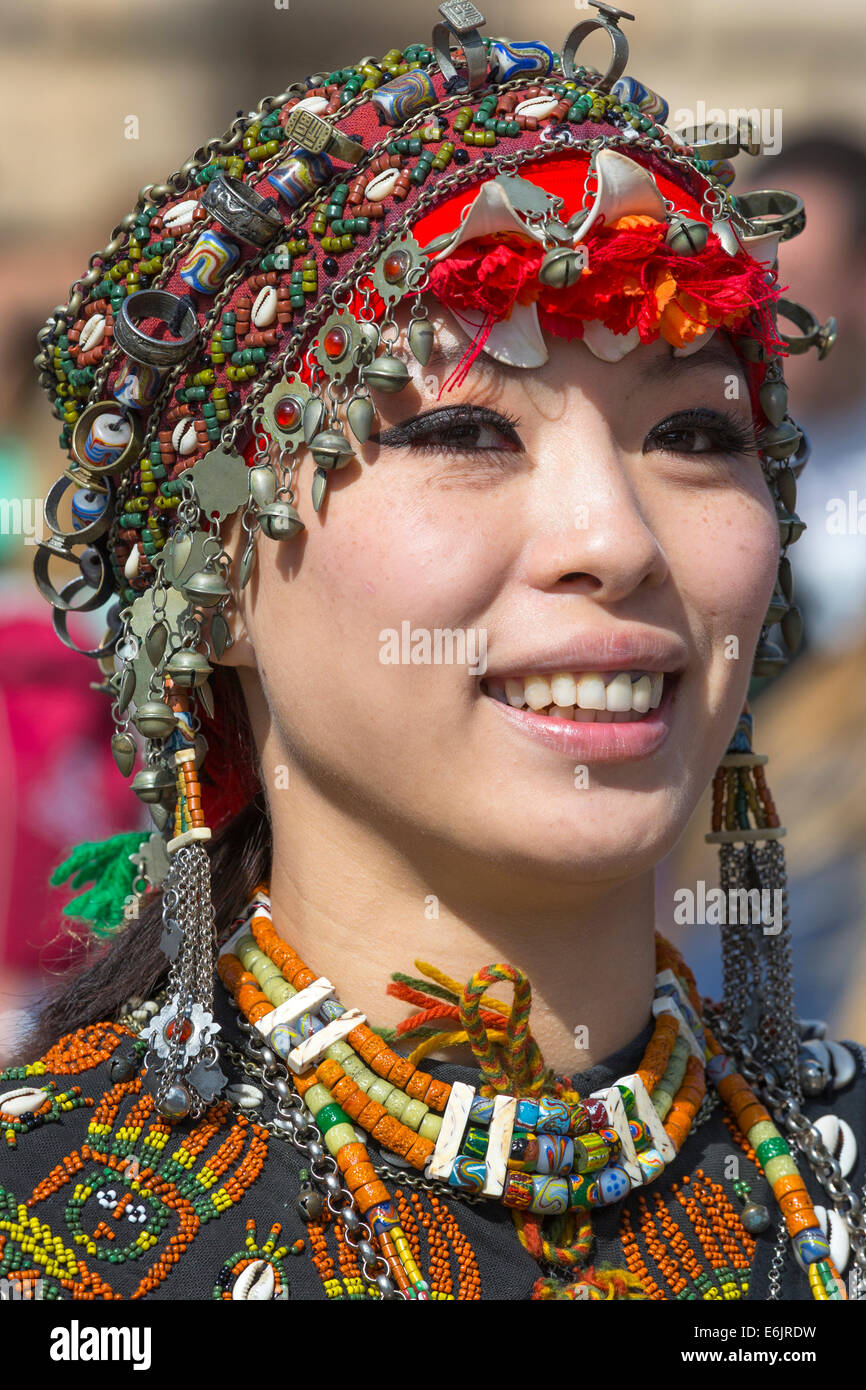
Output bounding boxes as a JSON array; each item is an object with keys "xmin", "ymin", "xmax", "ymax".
[{"xmin": 386, "ymin": 301, "xmax": 747, "ymax": 402}]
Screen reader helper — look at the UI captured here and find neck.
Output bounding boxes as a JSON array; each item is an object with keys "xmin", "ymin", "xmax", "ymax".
[{"xmin": 265, "ymin": 788, "xmax": 658, "ymax": 1081}]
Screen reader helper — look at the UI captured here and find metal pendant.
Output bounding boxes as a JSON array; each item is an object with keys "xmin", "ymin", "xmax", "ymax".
[
  {"xmin": 145, "ymin": 620, "xmax": 169, "ymax": 666},
  {"xmin": 210, "ymin": 610, "xmax": 230, "ymax": 659},
  {"xmin": 309, "ymin": 429, "xmax": 355, "ymax": 471},
  {"xmin": 775, "ymin": 466, "xmax": 797, "ymax": 514},
  {"xmin": 764, "ymin": 586, "xmax": 788, "ymax": 625},
  {"xmin": 180, "ymin": 568, "xmax": 230, "ymax": 608},
  {"xmin": 240, "ymin": 539, "xmax": 257, "ymax": 588},
  {"xmin": 249, "ymin": 464, "xmax": 277, "ymax": 508},
  {"xmin": 303, "ymin": 396, "xmax": 327, "ymax": 444},
  {"xmin": 408, "ymin": 317, "xmax": 434, "ymax": 367},
  {"xmin": 665, "ymin": 217, "xmax": 709, "ymax": 256},
  {"xmin": 197, "ymin": 678, "xmax": 215, "ymax": 720},
  {"xmin": 759, "ymin": 379, "xmax": 788, "ymax": 428},
  {"xmin": 133, "ymin": 700, "xmax": 177, "ymax": 739},
  {"xmin": 780, "ymin": 604, "xmax": 803, "ymax": 654},
  {"xmin": 363, "ymin": 353, "xmax": 410, "ymax": 393},
  {"xmin": 165, "ymin": 649, "xmax": 213, "ymax": 687},
  {"xmin": 311, "ymin": 467, "xmax": 329, "ymax": 513},
  {"xmin": 257, "ymin": 501, "xmax": 305, "ymax": 540},
  {"xmin": 132, "ymin": 765, "xmax": 176, "ymax": 804},
  {"xmin": 347, "ymin": 394, "xmax": 375, "ymax": 444},
  {"xmin": 752, "ymin": 636, "xmax": 787, "ymax": 679},
  {"xmin": 537, "ymin": 245, "xmax": 586, "ymax": 289},
  {"xmin": 111, "ymin": 732, "xmax": 137, "ymax": 777}
]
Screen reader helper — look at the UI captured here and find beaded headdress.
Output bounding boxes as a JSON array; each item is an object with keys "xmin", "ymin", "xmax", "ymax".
[{"xmin": 36, "ymin": 3, "xmax": 837, "ymax": 1119}]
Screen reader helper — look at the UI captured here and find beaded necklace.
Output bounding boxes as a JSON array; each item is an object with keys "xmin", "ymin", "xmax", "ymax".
[{"xmin": 217, "ymin": 885, "xmax": 846, "ymax": 1301}]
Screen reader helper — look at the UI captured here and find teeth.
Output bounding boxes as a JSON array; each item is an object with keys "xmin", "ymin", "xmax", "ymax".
[
  {"xmin": 604, "ymin": 672, "xmax": 633, "ymax": 712},
  {"xmin": 484, "ymin": 669, "xmax": 670, "ymax": 721},
  {"xmin": 576, "ymin": 673, "xmax": 606, "ymax": 710},
  {"xmin": 504, "ymin": 678, "xmax": 525, "ymax": 708},
  {"xmin": 523, "ymin": 675, "xmax": 553, "ymax": 711},
  {"xmin": 550, "ymin": 672, "xmax": 577, "ymax": 707},
  {"xmin": 632, "ymin": 675, "xmax": 651, "ymax": 714}
]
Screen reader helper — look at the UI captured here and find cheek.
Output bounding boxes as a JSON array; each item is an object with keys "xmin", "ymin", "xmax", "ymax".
[
  {"xmin": 665, "ymin": 483, "xmax": 778, "ymax": 651},
  {"xmin": 250, "ymin": 464, "xmax": 511, "ymax": 709}
]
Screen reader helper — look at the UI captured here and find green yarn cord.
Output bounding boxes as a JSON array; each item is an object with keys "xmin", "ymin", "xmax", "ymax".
[{"xmin": 49, "ymin": 831, "xmax": 151, "ymax": 938}]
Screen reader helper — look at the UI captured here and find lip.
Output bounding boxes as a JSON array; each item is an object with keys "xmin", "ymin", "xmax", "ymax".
[
  {"xmin": 480, "ymin": 673, "xmax": 679, "ymax": 761},
  {"xmin": 481, "ymin": 627, "xmax": 688, "ymax": 681}
]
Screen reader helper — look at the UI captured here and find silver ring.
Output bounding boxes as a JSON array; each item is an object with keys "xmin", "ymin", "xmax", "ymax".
[
  {"xmin": 432, "ymin": 0, "xmax": 488, "ymax": 90},
  {"xmin": 735, "ymin": 190, "xmax": 806, "ymax": 242},
  {"xmin": 200, "ymin": 174, "xmax": 283, "ymax": 247},
  {"xmin": 114, "ymin": 290, "xmax": 199, "ymax": 367},
  {"xmin": 561, "ymin": 4, "xmax": 633, "ymax": 91},
  {"xmin": 52, "ymin": 578, "xmax": 119, "ymax": 656},
  {"xmin": 44, "ymin": 472, "xmax": 111, "ymax": 545}
]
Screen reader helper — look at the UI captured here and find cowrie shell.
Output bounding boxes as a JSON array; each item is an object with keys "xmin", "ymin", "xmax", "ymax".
[
  {"xmin": 172, "ymin": 419, "xmax": 199, "ymax": 456},
  {"xmin": 232, "ymin": 1258, "xmax": 275, "ymax": 1300},
  {"xmin": 290, "ymin": 95, "xmax": 329, "ymax": 117},
  {"xmin": 514, "ymin": 96, "xmax": 559, "ymax": 120},
  {"xmin": 364, "ymin": 169, "xmax": 400, "ymax": 203},
  {"xmin": 814, "ymin": 1113, "xmax": 857, "ymax": 1178},
  {"xmin": 814, "ymin": 1204, "xmax": 850, "ymax": 1275},
  {"xmin": 226, "ymin": 1083, "xmax": 264, "ymax": 1110},
  {"xmin": 79, "ymin": 314, "xmax": 106, "ymax": 353},
  {"xmin": 252, "ymin": 285, "xmax": 277, "ymax": 329},
  {"xmin": 124, "ymin": 545, "xmax": 140, "ymax": 580},
  {"xmin": 162, "ymin": 198, "xmax": 200, "ymax": 232},
  {"xmin": 0, "ymin": 1086, "xmax": 47, "ymax": 1117}
]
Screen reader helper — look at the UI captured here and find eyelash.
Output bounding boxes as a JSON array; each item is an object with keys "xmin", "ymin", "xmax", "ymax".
[
  {"xmin": 376, "ymin": 404, "xmax": 759, "ymax": 462},
  {"xmin": 644, "ymin": 408, "xmax": 760, "ymax": 460},
  {"xmin": 377, "ymin": 404, "xmax": 523, "ymax": 461}
]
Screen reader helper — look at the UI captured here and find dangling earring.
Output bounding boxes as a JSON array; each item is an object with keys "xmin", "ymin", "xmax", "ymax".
[
  {"xmin": 140, "ymin": 674, "xmax": 228, "ymax": 1120},
  {"xmin": 706, "ymin": 704, "xmax": 801, "ymax": 1098}
]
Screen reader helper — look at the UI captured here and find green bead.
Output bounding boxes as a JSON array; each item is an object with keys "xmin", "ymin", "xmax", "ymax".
[
  {"xmin": 339, "ymin": 1052, "xmax": 366, "ymax": 1078},
  {"xmin": 366, "ymin": 1077, "xmax": 395, "ymax": 1106},
  {"xmin": 419, "ymin": 1112, "xmax": 442, "ymax": 1142},
  {"xmin": 383, "ymin": 1088, "xmax": 410, "ymax": 1120},
  {"xmin": 756, "ymin": 1135, "xmax": 790, "ymax": 1166},
  {"xmin": 315, "ymin": 1102, "xmax": 349, "ymax": 1133}
]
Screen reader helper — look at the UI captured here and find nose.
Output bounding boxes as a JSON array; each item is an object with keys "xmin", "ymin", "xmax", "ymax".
[{"xmin": 521, "ymin": 414, "xmax": 669, "ymax": 603}]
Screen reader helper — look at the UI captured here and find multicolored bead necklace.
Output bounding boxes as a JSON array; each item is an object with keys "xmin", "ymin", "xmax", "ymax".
[{"xmin": 217, "ymin": 885, "xmax": 847, "ymax": 1300}]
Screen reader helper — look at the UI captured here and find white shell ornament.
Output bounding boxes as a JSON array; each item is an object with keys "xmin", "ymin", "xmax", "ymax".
[
  {"xmin": 365, "ymin": 168, "xmax": 401, "ymax": 203},
  {"xmin": 232, "ymin": 1258, "xmax": 276, "ymax": 1301},
  {"xmin": 513, "ymin": 96, "xmax": 559, "ymax": 120},
  {"xmin": 814, "ymin": 1204, "xmax": 850, "ymax": 1274},
  {"xmin": 252, "ymin": 285, "xmax": 277, "ymax": 328},
  {"xmin": 0, "ymin": 1086, "xmax": 47, "ymax": 1117},
  {"xmin": 162, "ymin": 198, "xmax": 200, "ymax": 232},
  {"xmin": 813, "ymin": 1113, "xmax": 857, "ymax": 1178},
  {"xmin": 172, "ymin": 419, "xmax": 199, "ymax": 456},
  {"xmin": 78, "ymin": 314, "xmax": 106, "ymax": 353}
]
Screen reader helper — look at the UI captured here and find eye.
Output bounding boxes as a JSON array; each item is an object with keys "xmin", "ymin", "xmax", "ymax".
[
  {"xmin": 644, "ymin": 408, "xmax": 759, "ymax": 459},
  {"xmin": 372, "ymin": 404, "xmax": 523, "ymax": 458}
]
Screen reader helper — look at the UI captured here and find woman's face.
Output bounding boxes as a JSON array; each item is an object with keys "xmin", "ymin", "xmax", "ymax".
[{"xmin": 222, "ymin": 295, "xmax": 778, "ymax": 885}]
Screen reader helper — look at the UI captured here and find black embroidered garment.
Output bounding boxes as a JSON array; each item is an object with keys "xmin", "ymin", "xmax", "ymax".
[{"xmin": 1, "ymin": 992, "xmax": 863, "ymax": 1301}]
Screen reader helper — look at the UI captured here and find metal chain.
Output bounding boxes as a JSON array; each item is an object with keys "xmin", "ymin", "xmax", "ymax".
[
  {"xmin": 765, "ymin": 1219, "xmax": 789, "ymax": 1301},
  {"xmin": 714, "ymin": 1014, "xmax": 866, "ymax": 1286},
  {"xmin": 228, "ymin": 1007, "xmax": 405, "ymax": 1299}
]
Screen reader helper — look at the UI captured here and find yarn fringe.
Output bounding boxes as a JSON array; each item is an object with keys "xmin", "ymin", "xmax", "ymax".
[{"xmin": 49, "ymin": 831, "xmax": 151, "ymax": 938}]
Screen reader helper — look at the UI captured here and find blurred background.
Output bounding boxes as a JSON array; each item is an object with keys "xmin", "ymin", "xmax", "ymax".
[{"xmin": 1, "ymin": 0, "xmax": 864, "ymax": 1060}]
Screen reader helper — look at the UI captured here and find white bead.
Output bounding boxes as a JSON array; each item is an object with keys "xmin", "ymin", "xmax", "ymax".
[
  {"xmin": 616, "ymin": 1072, "xmax": 675, "ymax": 1163},
  {"xmin": 252, "ymin": 284, "xmax": 277, "ymax": 328},
  {"xmin": 481, "ymin": 1094, "xmax": 516, "ymax": 1196},
  {"xmin": 590, "ymin": 1084, "xmax": 642, "ymax": 1184},
  {"xmin": 426, "ymin": 1080, "xmax": 474, "ymax": 1180},
  {"xmin": 255, "ymin": 977, "xmax": 335, "ymax": 1037},
  {"xmin": 284, "ymin": 1008, "xmax": 365, "ymax": 1074}
]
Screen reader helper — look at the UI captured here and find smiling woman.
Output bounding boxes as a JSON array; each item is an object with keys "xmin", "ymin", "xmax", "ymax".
[{"xmin": 6, "ymin": 3, "xmax": 864, "ymax": 1307}]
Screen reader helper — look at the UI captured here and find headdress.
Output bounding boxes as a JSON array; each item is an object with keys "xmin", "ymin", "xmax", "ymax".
[{"xmin": 35, "ymin": 4, "xmax": 837, "ymax": 1135}]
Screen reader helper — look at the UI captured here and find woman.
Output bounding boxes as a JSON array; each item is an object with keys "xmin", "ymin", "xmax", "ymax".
[{"xmin": 3, "ymin": 4, "xmax": 863, "ymax": 1302}]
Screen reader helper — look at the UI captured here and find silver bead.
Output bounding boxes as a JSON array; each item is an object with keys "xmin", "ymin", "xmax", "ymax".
[
  {"xmin": 323, "ymin": 1172, "xmax": 343, "ymax": 1196},
  {"xmin": 357, "ymin": 1239, "xmax": 376, "ymax": 1264},
  {"xmin": 376, "ymin": 1273, "xmax": 394, "ymax": 1295},
  {"xmin": 272, "ymin": 1077, "xmax": 292, "ymax": 1101}
]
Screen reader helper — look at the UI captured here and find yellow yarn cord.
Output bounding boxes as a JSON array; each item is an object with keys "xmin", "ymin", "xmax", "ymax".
[
  {"xmin": 407, "ymin": 1028, "xmax": 509, "ymax": 1068},
  {"xmin": 413, "ymin": 958, "xmax": 514, "ymax": 1017}
]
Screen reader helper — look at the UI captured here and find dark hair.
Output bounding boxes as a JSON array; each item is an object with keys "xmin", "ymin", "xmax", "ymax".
[{"xmin": 9, "ymin": 667, "xmax": 272, "ymax": 1066}]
